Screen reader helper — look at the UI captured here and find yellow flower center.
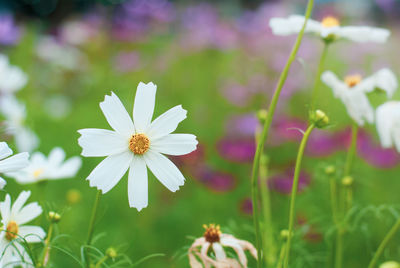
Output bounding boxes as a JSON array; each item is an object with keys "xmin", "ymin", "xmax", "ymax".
[
  {"xmin": 33, "ymin": 168, "xmax": 44, "ymax": 178},
  {"xmin": 129, "ymin": 134, "xmax": 150, "ymax": 155},
  {"xmin": 203, "ymin": 224, "xmax": 221, "ymax": 243},
  {"xmin": 5, "ymin": 221, "xmax": 18, "ymax": 241},
  {"xmin": 344, "ymin": 74, "xmax": 362, "ymax": 87},
  {"xmin": 321, "ymin": 16, "xmax": 340, "ymax": 28}
]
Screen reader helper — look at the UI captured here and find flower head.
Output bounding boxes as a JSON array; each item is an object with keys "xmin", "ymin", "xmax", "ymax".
[
  {"xmin": 188, "ymin": 224, "xmax": 257, "ymax": 268},
  {"xmin": 321, "ymin": 68, "xmax": 398, "ymax": 126},
  {"xmin": 0, "ymin": 142, "xmax": 29, "ymax": 189},
  {"xmin": 6, "ymin": 147, "xmax": 81, "ymax": 184},
  {"xmin": 78, "ymin": 82, "xmax": 198, "ymax": 211},
  {"xmin": 269, "ymin": 15, "xmax": 390, "ymax": 43},
  {"xmin": 375, "ymin": 101, "xmax": 400, "ymax": 153},
  {"xmin": 0, "ymin": 191, "xmax": 45, "ymax": 267},
  {"xmin": 0, "ymin": 54, "xmax": 28, "ymax": 95}
]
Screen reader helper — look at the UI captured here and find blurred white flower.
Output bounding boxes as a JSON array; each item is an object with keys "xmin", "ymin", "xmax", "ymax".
[
  {"xmin": 269, "ymin": 15, "xmax": 390, "ymax": 43},
  {"xmin": 78, "ymin": 82, "xmax": 198, "ymax": 211},
  {"xmin": 380, "ymin": 261, "xmax": 400, "ymax": 268},
  {"xmin": 188, "ymin": 224, "xmax": 257, "ymax": 268},
  {"xmin": 0, "ymin": 54, "xmax": 28, "ymax": 95},
  {"xmin": 0, "ymin": 95, "xmax": 39, "ymax": 152},
  {"xmin": 43, "ymin": 95, "xmax": 72, "ymax": 120},
  {"xmin": 0, "ymin": 191, "xmax": 45, "ymax": 267},
  {"xmin": 7, "ymin": 147, "xmax": 81, "ymax": 184},
  {"xmin": 375, "ymin": 101, "xmax": 400, "ymax": 152},
  {"xmin": 321, "ymin": 69, "xmax": 398, "ymax": 126},
  {"xmin": 36, "ymin": 36, "xmax": 87, "ymax": 71},
  {"xmin": 0, "ymin": 142, "xmax": 29, "ymax": 189},
  {"xmin": 60, "ymin": 20, "xmax": 97, "ymax": 46}
]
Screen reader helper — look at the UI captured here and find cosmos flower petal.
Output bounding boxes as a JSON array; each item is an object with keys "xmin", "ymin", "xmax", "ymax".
[
  {"xmin": 212, "ymin": 243, "xmax": 226, "ymax": 261},
  {"xmin": 151, "ymin": 134, "xmax": 198, "ymax": 156},
  {"xmin": 356, "ymin": 68, "xmax": 398, "ymax": 97},
  {"xmin": 14, "ymin": 127, "xmax": 39, "ymax": 153},
  {"xmin": 133, "ymin": 82, "xmax": 157, "ymax": 133},
  {"xmin": 55, "ymin": 156, "xmax": 82, "ymax": 179},
  {"xmin": 220, "ymin": 237, "xmax": 248, "ymax": 266},
  {"xmin": 200, "ymin": 242, "xmax": 210, "ymax": 256},
  {"xmin": 337, "ymin": 26, "xmax": 390, "ymax": 43},
  {"xmin": 0, "ymin": 142, "xmax": 13, "ymax": 160},
  {"xmin": 342, "ymin": 90, "xmax": 374, "ymax": 125},
  {"xmin": 321, "ymin": 71, "xmax": 347, "ymax": 97},
  {"xmin": 144, "ymin": 150, "xmax": 185, "ymax": 192},
  {"xmin": 147, "ymin": 105, "xmax": 187, "ymax": 139},
  {"xmin": 0, "ymin": 194, "xmax": 11, "ymax": 223},
  {"xmin": 78, "ymin": 128, "xmax": 129, "ymax": 157},
  {"xmin": 86, "ymin": 151, "xmax": 132, "ymax": 193},
  {"xmin": 99, "ymin": 92, "xmax": 134, "ymax": 136},
  {"xmin": 14, "ymin": 202, "xmax": 42, "ymax": 225},
  {"xmin": 18, "ymin": 225, "xmax": 46, "ymax": 243},
  {"xmin": 269, "ymin": 15, "xmax": 321, "ymax": 36},
  {"xmin": 47, "ymin": 147, "xmax": 66, "ymax": 167},
  {"xmin": 0, "ymin": 177, "xmax": 6, "ymax": 189},
  {"xmin": 376, "ymin": 102, "xmax": 399, "ymax": 149},
  {"xmin": 0, "ymin": 152, "xmax": 29, "ymax": 173},
  {"xmin": 11, "ymin": 190, "xmax": 30, "ymax": 216},
  {"xmin": 128, "ymin": 156, "xmax": 148, "ymax": 211}
]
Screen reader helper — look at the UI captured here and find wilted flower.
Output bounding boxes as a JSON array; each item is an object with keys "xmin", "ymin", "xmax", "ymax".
[
  {"xmin": 6, "ymin": 147, "xmax": 81, "ymax": 184},
  {"xmin": 375, "ymin": 101, "xmax": 400, "ymax": 152},
  {"xmin": 269, "ymin": 15, "xmax": 390, "ymax": 43},
  {"xmin": 0, "ymin": 54, "xmax": 28, "ymax": 95},
  {"xmin": 0, "ymin": 191, "xmax": 45, "ymax": 267},
  {"xmin": 188, "ymin": 224, "xmax": 257, "ymax": 268},
  {"xmin": 321, "ymin": 69, "xmax": 398, "ymax": 126},
  {"xmin": 0, "ymin": 95, "xmax": 39, "ymax": 152},
  {"xmin": 78, "ymin": 82, "xmax": 197, "ymax": 211},
  {"xmin": 0, "ymin": 142, "xmax": 29, "ymax": 189}
]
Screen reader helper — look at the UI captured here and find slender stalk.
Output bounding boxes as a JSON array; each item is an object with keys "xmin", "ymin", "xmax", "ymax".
[
  {"xmin": 344, "ymin": 123, "xmax": 358, "ymax": 176},
  {"xmin": 283, "ymin": 124, "xmax": 315, "ymax": 268},
  {"xmin": 276, "ymin": 242, "xmax": 287, "ymax": 268},
  {"xmin": 94, "ymin": 255, "xmax": 109, "ymax": 268},
  {"xmin": 310, "ymin": 43, "xmax": 330, "ymax": 113},
  {"xmin": 329, "ymin": 177, "xmax": 339, "ymax": 225},
  {"xmin": 85, "ymin": 190, "xmax": 102, "ymax": 267},
  {"xmin": 38, "ymin": 223, "xmax": 54, "ymax": 267},
  {"xmin": 367, "ymin": 219, "xmax": 400, "ymax": 268},
  {"xmin": 335, "ymin": 229, "xmax": 344, "ymax": 268},
  {"xmin": 250, "ymin": 1, "xmax": 315, "ymax": 266},
  {"xmin": 259, "ymin": 154, "xmax": 277, "ymax": 266}
]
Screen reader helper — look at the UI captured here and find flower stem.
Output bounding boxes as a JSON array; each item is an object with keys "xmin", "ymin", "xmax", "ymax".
[
  {"xmin": 310, "ymin": 42, "xmax": 330, "ymax": 113},
  {"xmin": 94, "ymin": 255, "xmax": 109, "ymax": 268},
  {"xmin": 38, "ymin": 223, "xmax": 54, "ymax": 267},
  {"xmin": 85, "ymin": 190, "xmax": 102, "ymax": 267},
  {"xmin": 329, "ymin": 176, "xmax": 339, "ymax": 225},
  {"xmin": 283, "ymin": 124, "xmax": 315, "ymax": 268},
  {"xmin": 368, "ymin": 219, "xmax": 400, "ymax": 268},
  {"xmin": 276, "ymin": 242, "xmax": 287, "ymax": 268},
  {"xmin": 344, "ymin": 123, "xmax": 358, "ymax": 176},
  {"xmin": 250, "ymin": 1, "xmax": 314, "ymax": 266}
]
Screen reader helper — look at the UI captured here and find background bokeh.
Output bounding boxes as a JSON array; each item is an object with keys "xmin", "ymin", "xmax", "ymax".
[{"xmin": 1, "ymin": 0, "xmax": 400, "ymax": 267}]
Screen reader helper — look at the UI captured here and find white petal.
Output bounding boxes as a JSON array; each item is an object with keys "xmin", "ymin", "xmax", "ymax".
[
  {"xmin": 78, "ymin": 128, "xmax": 129, "ymax": 157},
  {"xmin": 342, "ymin": 90, "xmax": 374, "ymax": 126},
  {"xmin": 14, "ymin": 202, "xmax": 42, "ymax": 225},
  {"xmin": 356, "ymin": 68, "xmax": 398, "ymax": 97},
  {"xmin": 151, "ymin": 134, "xmax": 198, "ymax": 156},
  {"xmin": 146, "ymin": 105, "xmax": 187, "ymax": 139},
  {"xmin": 128, "ymin": 156, "xmax": 148, "ymax": 211},
  {"xmin": 376, "ymin": 102, "xmax": 399, "ymax": 149},
  {"xmin": 0, "ymin": 177, "xmax": 6, "ymax": 189},
  {"xmin": 201, "ymin": 242, "xmax": 210, "ymax": 256},
  {"xmin": 143, "ymin": 150, "xmax": 185, "ymax": 192},
  {"xmin": 86, "ymin": 151, "xmax": 132, "ymax": 193},
  {"xmin": 18, "ymin": 226, "xmax": 46, "ymax": 243},
  {"xmin": 133, "ymin": 82, "xmax": 157, "ymax": 133},
  {"xmin": 99, "ymin": 92, "xmax": 135, "ymax": 136},
  {"xmin": 221, "ymin": 237, "xmax": 247, "ymax": 266},
  {"xmin": 212, "ymin": 243, "xmax": 226, "ymax": 261},
  {"xmin": 14, "ymin": 127, "xmax": 39, "ymax": 153},
  {"xmin": 337, "ymin": 26, "xmax": 390, "ymax": 43},
  {"xmin": 269, "ymin": 15, "xmax": 322, "ymax": 36},
  {"xmin": 47, "ymin": 147, "xmax": 66, "ymax": 167},
  {"xmin": 0, "ymin": 142, "xmax": 12, "ymax": 160},
  {"xmin": 0, "ymin": 194, "xmax": 11, "ymax": 224},
  {"xmin": 11, "ymin": 191, "xmax": 31, "ymax": 216},
  {"xmin": 54, "ymin": 156, "xmax": 82, "ymax": 179},
  {"xmin": 0, "ymin": 152, "xmax": 29, "ymax": 173},
  {"xmin": 321, "ymin": 71, "xmax": 348, "ymax": 98}
]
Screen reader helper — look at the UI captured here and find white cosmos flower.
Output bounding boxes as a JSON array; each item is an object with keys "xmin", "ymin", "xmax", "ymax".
[
  {"xmin": 0, "ymin": 142, "xmax": 29, "ymax": 189},
  {"xmin": 375, "ymin": 101, "xmax": 400, "ymax": 153},
  {"xmin": 188, "ymin": 224, "xmax": 257, "ymax": 268},
  {"xmin": 0, "ymin": 95, "xmax": 39, "ymax": 152},
  {"xmin": 0, "ymin": 54, "xmax": 28, "ymax": 95},
  {"xmin": 0, "ymin": 191, "xmax": 45, "ymax": 267},
  {"xmin": 6, "ymin": 147, "xmax": 82, "ymax": 184},
  {"xmin": 77, "ymin": 82, "xmax": 198, "ymax": 211},
  {"xmin": 321, "ymin": 69, "xmax": 398, "ymax": 126},
  {"xmin": 269, "ymin": 15, "xmax": 390, "ymax": 43}
]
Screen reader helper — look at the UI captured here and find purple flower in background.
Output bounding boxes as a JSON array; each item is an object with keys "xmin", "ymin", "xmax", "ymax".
[
  {"xmin": 225, "ymin": 114, "xmax": 259, "ymax": 137},
  {"xmin": 306, "ymin": 129, "xmax": 344, "ymax": 157},
  {"xmin": 217, "ymin": 138, "xmax": 255, "ymax": 163},
  {"xmin": 191, "ymin": 164, "xmax": 236, "ymax": 192},
  {"xmin": 239, "ymin": 198, "xmax": 253, "ymax": 215},
  {"xmin": 0, "ymin": 14, "xmax": 21, "ymax": 46},
  {"xmin": 113, "ymin": 51, "xmax": 142, "ymax": 73},
  {"xmin": 268, "ymin": 168, "xmax": 311, "ymax": 195},
  {"xmin": 220, "ymin": 81, "xmax": 251, "ymax": 107},
  {"xmin": 269, "ymin": 116, "xmax": 307, "ymax": 145}
]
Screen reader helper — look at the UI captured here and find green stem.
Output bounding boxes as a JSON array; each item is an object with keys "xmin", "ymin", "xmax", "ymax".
[
  {"xmin": 276, "ymin": 242, "xmax": 287, "ymax": 268},
  {"xmin": 250, "ymin": 1, "xmax": 314, "ymax": 266},
  {"xmin": 283, "ymin": 124, "xmax": 315, "ymax": 268},
  {"xmin": 259, "ymin": 154, "xmax": 276, "ymax": 267},
  {"xmin": 329, "ymin": 177, "xmax": 339, "ymax": 225},
  {"xmin": 86, "ymin": 190, "xmax": 102, "ymax": 267},
  {"xmin": 38, "ymin": 223, "xmax": 54, "ymax": 267},
  {"xmin": 344, "ymin": 124, "xmax": 358, "ymax": 176},
  {"xmin": 367, "ymin": 219, "xmax": 400, "ymax": 268},
  {"xmin": 94, "ymin": 255, "xmax": 109, "ymax": 268},
  {"xmin": 310, "ymin": 43, "xmax": 329, "ymax": 113},
  {"xmin": 335, "ymin": 229, "xmax": 344, "ymax": 268}
]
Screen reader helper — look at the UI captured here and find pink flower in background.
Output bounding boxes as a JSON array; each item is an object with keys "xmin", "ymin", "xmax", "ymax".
[
  {"xmin": 113, "ymin": 51, "xmax": 142, "ymax": 73},
  {"xmin": 217, "ymin": 138, "xmax": 255, "ymax": 163},
  {"xmin": 239, "ymin": 198, "xmax": 253, "ymax": 215},
  {"xmin": 0, "ymin": 14, "xmax": 21, "ymax": 46},
  {"xmin": 268, "ymin": 168, "xmax": 311, "ymax": 195}
]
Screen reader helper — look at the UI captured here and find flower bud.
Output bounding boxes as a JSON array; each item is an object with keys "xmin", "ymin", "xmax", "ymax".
[
  {"xmin": 311, "ymin": 109, "xmax": 329, "ymax": 128},
  {"xmin": 324, "ymin": 165, "xmax": 336, "ymax": 176},
  {"xmin": 280, "ymin": 229, "xmax": 290, "ymax": 240},
  {"xmin": 106, "ymin": 247, "xmax": 117, "ymax": 259},
  {"xmin": 341, "ymin": 176, "xmax": 353, "ymax": 186},
  {"xmin": 66, "ymin": 189, "xmax": 82, "ymax": 205},
  {"xmin": 48, "ymin": 211, "xmax": 61, "ymax": 223},
  {"xmin": 257, "ymin": 109, "xmax": 268, "ymax": 124},
  {"xmin": 380, "ymin": 261, "xmax": 400, "ymax": 268}
]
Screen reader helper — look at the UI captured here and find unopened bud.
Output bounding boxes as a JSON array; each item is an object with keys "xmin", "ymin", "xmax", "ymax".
[
  {"xmin": 380, "ymin": 261, "xmax": 400, "ymax": 268},
  {"xmin": 280, "ymin": 229, "xmax": 290, "ymax": 240},
  {"xmin": 324, "ymin": 165, "xmax": 336, "ymax": 175},
  {"xmin": 48, "ymin": 211, "xmax": 61, "ymax": 223},
  {"xmin": 257, "ymin": 109, "xmax": 268, "ymax": 124},
  {"xmin": 341, "ymin": 176, "xmax": 353, "ymax": 186},
  {"xmin": 106, "ymin": 247, "xmax": 117, "ymax": 259},
  {"xmin": 312, "ymin": 109, "xmax": 329, "ymax": 128}
]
